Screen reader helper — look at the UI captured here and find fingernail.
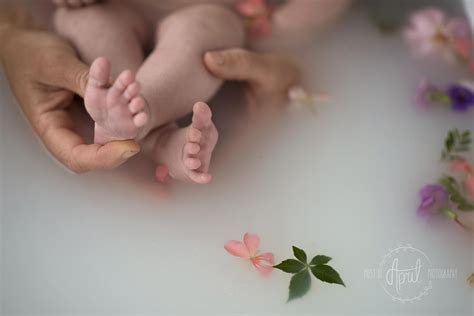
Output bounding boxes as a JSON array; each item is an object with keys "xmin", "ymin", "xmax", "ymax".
[
  {"xmin": 122, "ymin": 151, "xmax": 138, "ymax": 160},
  {"xmin": 210, "ymin": 52, "xmax": 225, "ymax": 65}
]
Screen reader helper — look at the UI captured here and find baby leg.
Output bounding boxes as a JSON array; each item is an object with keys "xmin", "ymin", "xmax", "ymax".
[
  {"xmin": 137, "ymin": 4, "xmax": 245, "ymax": 135},
  {"xmin": 54, "ymin": 2, "xmax": 150, "ymax": 143},
  {"xmin": 138, "ymin": 5, "xmax": 245, "ymax": 184},
  {"xmin": 54, "ymin": 2, "xmax": 147, "ymax": 75}
]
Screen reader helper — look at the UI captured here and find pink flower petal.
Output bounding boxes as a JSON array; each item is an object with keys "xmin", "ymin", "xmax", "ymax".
[
  {"xmin": 251, "ymin": 253, "xmax": 275, "ymax": 277},
  {"xmin": 465, "ymin": 174, "xmax": 474, "ymax": 197},
  {"xmin": 243, "ymin": 233, "xmax": 260, "ymax": 257},
  {"xmin": 224, "ymin": 240, "xmax": 250, "ymax": 258},
  {"xmin": 453, "ymin": 37, "xmax": 472, "ymax": 59},
  {"xmin": 409, "ymin": 8, "xmax": 444, "ymax": 37},
  {"xmin": 447, "ymin": 18, "xmax": 470, "ymax": 38},
  {"xmin": 451, "ymin": 160, "xmax": 473, "ymax": 173},
  {"xmin": 417, "ymin": 7, "xmax": 446, "ymax": 26},
  {"xmin": 256, "ymin": 252, "xmax": 275, "ymax": 264},
  {"xmin": 236, "ymin": 0, "xmax": 266, "ymax": 16},
  {"xmin": 249, "ymin": 15, "xmax": 272, "ymax": 36}
]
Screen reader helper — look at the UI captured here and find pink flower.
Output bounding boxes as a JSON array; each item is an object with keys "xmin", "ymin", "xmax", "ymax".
[
  {"xmin": 224, "ymin": 233, "xmax": 274, "ymax": 276},
  {"xmin": 404, "ymin": 7, "xmax": 470, "ymax": 62},
  {"xmin": 236, "ymin": 0, "xmax": 273, "ymax": 36},
  {"xmin": 236, "ymin": 0, "xmax": 268, "ymax": 17},
  {"xmin": 451, "ymin": 160, "xmax": 474, "ymax": 197},
  {"xmin": 453, "ymin": 37, "xmax": 472, "ymax": 60},
  {"xmin": 249, "ymin": 15, "xmax": 272, "ymax": 36}
]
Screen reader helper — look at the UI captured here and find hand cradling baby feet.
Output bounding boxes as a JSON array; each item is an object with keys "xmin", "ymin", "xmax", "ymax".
[{"xmin": 53, "ymin": 0, "xmax": 350, "ymax": 183}]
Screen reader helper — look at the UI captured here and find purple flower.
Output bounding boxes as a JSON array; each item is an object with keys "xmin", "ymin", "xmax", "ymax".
[
  {"xmin": 415, "ymin": 79, "xmax": 437, "ymax": 107},
  {"xmin": 417, "ymin": 184, "xmax": 448, "ymax": 216},
  {"xmin": 447, "ymin": 84, "xmax": 474, "ymax": 111}
]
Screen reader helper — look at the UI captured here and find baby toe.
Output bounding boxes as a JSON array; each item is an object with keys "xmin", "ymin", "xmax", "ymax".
[
  {"xmin": 187, "ymin": 127, "xmax": 202, "ymax": 143},
  {"xmin": 184, "ymin": 158, "xmax": 201, "ymax": 170},
  {"xmin": 192, "ymin": 102, "xmax": 212, "ymax": 129},
  {"xmin": 89, "ymin": 57, "xmax": 111, "ymax": 88},
  {"xmin": 129, "ymin": 97, "xmax": 145, "ymax": 114},
  {"xmin": 133, "ymin": 112, "xmax": 148, "ymax": 127},
  {"xmin": 184, "ymin": 143, "xmax": 200, "ymax": 155},
  {"xmin": 113, "ymin": 70, "xmax": 135, "ymax": 94},
  {"xmin": 188, "ymin": 171, "xmax": 212, "ymax": 184},
  {"xmin": 124, "ymin": 82, "xmax": 141, "ymax": 100}
]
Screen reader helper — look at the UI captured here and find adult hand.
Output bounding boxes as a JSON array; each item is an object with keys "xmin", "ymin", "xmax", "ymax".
[
  {"xmin": 203, "ymin": 48, "xmax": 301, "ymax": 106},
  {"xmin": 0, "ymin": 18, "xmax": 140, "ymax": 173}
]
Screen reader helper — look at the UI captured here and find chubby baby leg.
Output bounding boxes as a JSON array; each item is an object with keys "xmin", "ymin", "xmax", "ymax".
[
  {"xmin": 54, "ymin": 2, "xmax": 150, "ymax": 143},
  {"xmin": 137, "ymin": 4, "xmax": 245, "ymax": 136},
  {"xmin": 54, "ymin": 2, "xmax": 148, "ymax": 75},
  {"xmin": 138, "ymin": 4, "xmax": 245, "ymax": 183}
]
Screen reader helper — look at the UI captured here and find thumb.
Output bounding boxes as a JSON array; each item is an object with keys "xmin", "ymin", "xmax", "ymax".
[
  {"xmin": 42, "ymin": 46, "xmax": 90, "ymax": 97},
  {"xmin": 204, "ymin": 49, "xmax": 268, "ymax": 83},
  {"xmin": 70, "ymin": 140, "xmax": 141, "ymax": 173}
]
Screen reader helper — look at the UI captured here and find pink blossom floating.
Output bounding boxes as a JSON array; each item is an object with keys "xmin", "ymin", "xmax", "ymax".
[
  {"xmin": 236, "ymin": 0, "xmax": 274, "ymax": 36},
  {"xmin": 403, "ymin": 7, "xmax": 470, "ymax": 62},
  {"xmin": 224, "ymin": 233, "xmax": 274, "ymax": 276},
  {"xmin": 451, "ymin": 160, "xmax": 474, "ymax": 197}
]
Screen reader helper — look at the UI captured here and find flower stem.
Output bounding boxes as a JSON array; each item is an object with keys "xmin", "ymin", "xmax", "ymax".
[{"xmin": 454, "ymin": 217, "xmax": 471, "ymax": 231}]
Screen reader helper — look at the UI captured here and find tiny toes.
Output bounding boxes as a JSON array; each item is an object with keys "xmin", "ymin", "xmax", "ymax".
[
  {"xmin": 113, "ymin": 70, "xmax": 134, "ymax": 93},
  {"xmin": 184, "ymin": 158, "xmax": 201, "ymax": 170},
  {"xmin": 187, "ymin": 128, "xmax": 202, "ymax": 143},
  {"xmin": 188, "ymin": 172, "xmax": 212, "ymax": 184},
  {"xmin": 129, "ymin": 97, "xmax": 145, "ymax": 113},
  {"xmin": 192, "ymin": 102, "xmax": 212, "ymax": 129},
  {"xmin": 185, "ymin": 143, "xmax": 200, "ymax": 155},
  {"xmin": 124, "ymin": 82, "xmax": 141, "ymax": 100},
  {"xmin": 89, "ymin": 57, "xmax": 110, "ymax": 88},
  {"xmin": 133, "ymin": 112, "xmax": 148, "ymax": 127}
]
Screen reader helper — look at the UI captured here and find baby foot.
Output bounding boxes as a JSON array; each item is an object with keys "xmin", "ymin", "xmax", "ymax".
[
  {"xmin": 53, "ymin": 0, "xmax": 97, "ymax": 8},
  {"xmin": 85, "ymin": 57, "xmax": 148, "ymax": 144},
  {"xmin": 153, "ymin": 102, "xmax": 218, "ymax": 184}
]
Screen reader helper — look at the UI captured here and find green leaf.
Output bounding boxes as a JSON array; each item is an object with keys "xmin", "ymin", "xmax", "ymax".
[
  {"xmin": 311, "ymin": 265, "xmax": 345, "ymax": 287},
  {"xmin": 439, "ymin": 176, "xmax": 474, "ymax": 211},
  {"xmin": 274, "ymin": 259, "xmax": 306, "ymax": 274},
  {"xmin": 292, "ymin": 246, "xmax": 307, "ymax": 263},
  {"xmin": 310, "ymin": 255, "xmax": 332, "ymax": 266},
  {"xmin": 288, "ymin": 269, "xmax": 311, "ymax": 302},
  {"xmin": 441, "ymin": 129, "xmax": 472, "ymax": 161}
]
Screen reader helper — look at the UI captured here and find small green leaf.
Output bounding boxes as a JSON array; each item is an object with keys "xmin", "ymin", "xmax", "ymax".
[
  {"xmin": 441, "ymin": 129, "xmax": 472, "ymax": 161},
  {"xmin": 288, "ymin": 269, "xmax": 311, "ymax": 301},
  {"xmin": 439, "ymin": 176, "xmax": 474, "ymax": 211},
  {"xmin": 310, "ymin": 255, "xmax": 332, "ymax": 266},
  {"xmin": 274, "ymin": 259, "xmax": 306, "ymax": 274},
  {"xmin": 311, "ymin": 265, "xmax": 345, "ymax": 287},
  {"xmin": 292, "ymin": 246, "xmax": 307, "ymax": 263}
]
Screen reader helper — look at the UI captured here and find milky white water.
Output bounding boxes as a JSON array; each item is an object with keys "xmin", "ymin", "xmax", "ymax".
[{"xmin": 1, "ymin": 3, "xmax": 473, "ymax": 315}]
